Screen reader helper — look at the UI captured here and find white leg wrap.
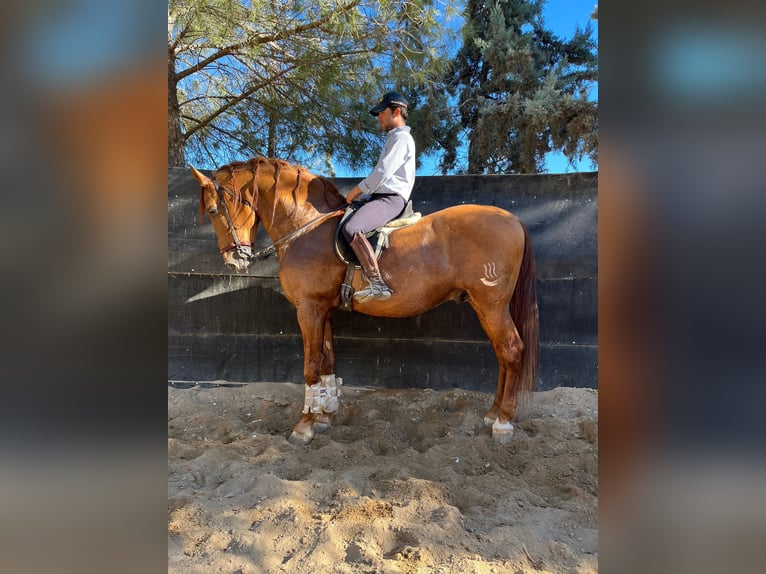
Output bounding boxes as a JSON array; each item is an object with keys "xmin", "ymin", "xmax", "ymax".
[
  {"xmin": 492, "ymin": 420, "xmax": 514, "ymax": 433},
  {"xmin": 492, "ymin": 419, "xmax": 514, "ymax": 443},
  {"xmin": 320, "ymin": 374, "xmax": 342, "ymax": 413},
  {"xmin": 302, "ymin": 374, "xmax": 343, "ymax": 414}
]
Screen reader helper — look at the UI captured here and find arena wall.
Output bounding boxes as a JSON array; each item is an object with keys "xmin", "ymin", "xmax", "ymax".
[{"xmin": 168, "ymin": 167, "xmax": 597, "ymax": 392}]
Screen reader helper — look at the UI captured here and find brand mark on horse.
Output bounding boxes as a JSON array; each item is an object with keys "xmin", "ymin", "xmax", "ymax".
[{"xmin": 481, "ymin": 262, "xmax": 500, "ymax": 286}]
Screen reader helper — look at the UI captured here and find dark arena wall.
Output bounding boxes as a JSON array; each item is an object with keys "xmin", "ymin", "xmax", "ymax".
[{"xmin": 168, "ymin": 167, "xmax": 597, "ymax": 392}]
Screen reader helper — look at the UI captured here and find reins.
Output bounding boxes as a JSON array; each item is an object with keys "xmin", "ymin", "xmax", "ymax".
[{"xmin": 249, "ymin": 209, "xmax": 345, "ymax": 262}]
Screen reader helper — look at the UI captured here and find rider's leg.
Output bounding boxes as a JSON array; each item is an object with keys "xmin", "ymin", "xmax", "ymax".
[
  {"xmin": 341, "ymin": 194, "xmax": 405, "ymax": 302},
  {"xmin": 349, "ymin": 231, "xmax": 392, "ymax": 302}
]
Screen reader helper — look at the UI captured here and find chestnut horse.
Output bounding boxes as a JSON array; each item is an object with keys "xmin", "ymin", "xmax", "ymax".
[{"xmin": 190, "ymin": 157, "xmax": 539, "ymax": 445}]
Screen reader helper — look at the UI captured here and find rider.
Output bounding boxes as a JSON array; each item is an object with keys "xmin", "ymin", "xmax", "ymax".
[{"xmin": 343, "ymin": 91, "xmax": 416, "ymax": 302}]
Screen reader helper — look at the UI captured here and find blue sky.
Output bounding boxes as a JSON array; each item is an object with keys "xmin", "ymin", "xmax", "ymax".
[{"xmin": 544, "ymin": 0, "xmax": 598, "ymax": 42}]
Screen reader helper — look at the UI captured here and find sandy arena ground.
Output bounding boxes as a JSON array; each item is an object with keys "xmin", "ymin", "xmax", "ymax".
[{"xmin": 168, "ymin": 382, "xmax": 598, "ymax": 573}]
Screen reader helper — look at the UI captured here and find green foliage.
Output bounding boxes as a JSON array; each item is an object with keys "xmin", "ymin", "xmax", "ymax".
[
  {"xmin": 440, "ymin": 0, "xmax": 598, "ymax": 174},
  {"xmin": 168, "ymin": 0, "xmax": 457, "ymax": 172}
]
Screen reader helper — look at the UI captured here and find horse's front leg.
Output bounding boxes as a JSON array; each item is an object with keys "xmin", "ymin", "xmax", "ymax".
[
  {"xmin": 310, "ymin": 313, "xmax": 340, "ymax": 435},
  {"xmin": 289, "ymin": 306, "xmax": 341, "ymax": 445},
  {"xmin": 321, "ymin": 313, "xmax": 336, "ymax": 375}
]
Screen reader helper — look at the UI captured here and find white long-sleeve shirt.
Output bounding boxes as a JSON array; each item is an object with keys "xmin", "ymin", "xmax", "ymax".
[{"xmin": 357, "ymin": 126, "xmax": 416, "ymax": 201}]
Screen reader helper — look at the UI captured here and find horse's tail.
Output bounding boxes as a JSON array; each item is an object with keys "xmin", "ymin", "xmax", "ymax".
[{"xmin": 510, "ymin": 221, "xmax": 540, "ymax": 399}]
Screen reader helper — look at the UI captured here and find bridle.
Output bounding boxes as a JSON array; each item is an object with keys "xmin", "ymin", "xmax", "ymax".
[
  {"xmin": 213, "ymin": 179, "xmax": 253, "ymax": 261},
  {"xmin": 212, "ymin": 171, "xmax": 345, "ymax": 263}
]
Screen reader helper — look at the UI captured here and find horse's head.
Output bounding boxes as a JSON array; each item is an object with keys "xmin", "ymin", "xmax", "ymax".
[
  {"xmin": 190, "ymin": 165, "xmax": 258, "ymax": 273},
  {"xmin": 193, "ymin": 165, "xmax": 220, "ymax": 216}
]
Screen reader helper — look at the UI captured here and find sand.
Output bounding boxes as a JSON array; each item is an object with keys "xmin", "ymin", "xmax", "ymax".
[{"xmin": 168, "ymin": 382, "xmax": 598, "ymax": 573}]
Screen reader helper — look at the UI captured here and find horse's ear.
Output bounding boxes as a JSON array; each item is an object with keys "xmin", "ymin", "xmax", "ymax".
[
  {"xmin": 190, "ymin": 166, "xmax": 216, "ymax": 223},
  {"xmin": 189, "ymin": 165, "xmax": 213, "ymax": 186}
]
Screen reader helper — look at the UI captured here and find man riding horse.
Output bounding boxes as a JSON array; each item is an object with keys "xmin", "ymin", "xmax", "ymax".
[
  {"xmin": 343, "ymin": 91, "xmax": 415, "ymax": 303},
  {"xmin": 189, "ymin": 92, "xmax": 539, "ymax": 445}
]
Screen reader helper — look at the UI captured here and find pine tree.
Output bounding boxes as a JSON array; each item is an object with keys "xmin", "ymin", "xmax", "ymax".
[{"xmin": 445, "ymin": 0, "xmax": 597, "ymax": 174}]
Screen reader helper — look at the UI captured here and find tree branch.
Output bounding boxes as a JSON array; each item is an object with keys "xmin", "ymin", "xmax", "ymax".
[
  {"xmin": 183, "ymin": 48, "xmax": 369, "ymax": 139},
  {"xmin": 173, "ymin": 0, "xmax": 362, "ymax": 83}
]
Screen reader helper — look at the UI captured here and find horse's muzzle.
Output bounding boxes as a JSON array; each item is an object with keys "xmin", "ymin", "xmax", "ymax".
[{"xmin": 222, "ymin": 245, "xmax": 252, "ymax": 273}]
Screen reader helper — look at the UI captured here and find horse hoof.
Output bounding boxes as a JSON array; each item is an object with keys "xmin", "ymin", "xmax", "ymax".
[
  {"xmin": 491, "ymin": 420, "xmax": 514, "ymax": 444},
  {"xmin": 288, "ymin": 430, "xmax": 313, "ymax": 445},
  {"xmin": 311, "ymin": 412, "xmax": 333, "ymax": 434},
  {"xmin": 312, "ymin": 421, "xmax": 331, "ymax": 434},
  {"xmin": 483, "ymin": 410, "xmax": 498, "ymax": 427}
]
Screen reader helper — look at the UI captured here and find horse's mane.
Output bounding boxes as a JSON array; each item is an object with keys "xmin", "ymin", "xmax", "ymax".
[{"xmin": 214, "ymin": 157, "xmax": 345, "ymax": 225}]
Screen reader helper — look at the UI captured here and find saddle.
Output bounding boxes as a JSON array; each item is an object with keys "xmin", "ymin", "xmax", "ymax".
[
  {"xmin": 335, "ymin": 200, "xmax": 422, "ymax": 311},
  {"xmin": 334, "ymin": 200, "xmax": 421, "ymax": 265}
]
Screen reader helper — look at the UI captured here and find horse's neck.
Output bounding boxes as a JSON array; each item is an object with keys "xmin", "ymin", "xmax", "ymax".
[{"xmin": 255, "ymin": 175, "xmax": 324, "ymax": 241}]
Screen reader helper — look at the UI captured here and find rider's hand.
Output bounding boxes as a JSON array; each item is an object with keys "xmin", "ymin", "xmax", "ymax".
[{"xmin": 346, "ymin": 186, "xmax": 362, "ymax": 204}]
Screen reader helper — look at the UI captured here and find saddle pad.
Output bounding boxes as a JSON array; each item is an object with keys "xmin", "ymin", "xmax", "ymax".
[{"xmin": 382, "ymin": 212, "xmax": 421, "ymax": 229}]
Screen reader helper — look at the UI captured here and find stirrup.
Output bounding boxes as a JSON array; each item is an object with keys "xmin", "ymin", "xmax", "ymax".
[{"xmin": 354, "ymin": 280, "xmax": 392, "ymax": 303}]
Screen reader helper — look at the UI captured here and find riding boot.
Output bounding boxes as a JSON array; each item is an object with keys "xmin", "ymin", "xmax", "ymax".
[{"xmin": 349, "ymin": 232, "xmax": 392, "ymax": 302}]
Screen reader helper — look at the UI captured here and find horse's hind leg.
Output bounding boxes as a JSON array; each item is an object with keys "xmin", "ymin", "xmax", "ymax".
[
  {"xmin": 482, "ymin": 364, "xmax": 504, "ymax": 426},
  {"xmin": 471, "ymin": 300, "xmax": 524, "ymax": 443}
]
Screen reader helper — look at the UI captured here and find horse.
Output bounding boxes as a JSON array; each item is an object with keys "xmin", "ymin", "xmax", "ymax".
[{"xmin": 189, "ymin": 157, "xmax": 539, "ymax": 445}]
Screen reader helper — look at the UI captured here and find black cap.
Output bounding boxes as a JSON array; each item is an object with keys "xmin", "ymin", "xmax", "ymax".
[{"xmin": 369, "ymin": 91, "xmax": 408, "ymax": 116}]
